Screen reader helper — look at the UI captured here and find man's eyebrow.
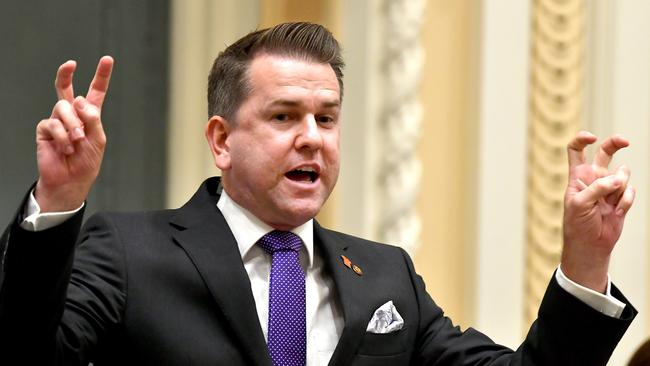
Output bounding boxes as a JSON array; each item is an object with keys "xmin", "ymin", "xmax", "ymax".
[
  {"xmin": 268, "ymin": 99, "xmax": 301, "ymax": 107},
  {"xmin": 266, "ymin": 99, "xmax": 341, "ymax": 108},
  {"xmin": 321, "ymin": 100, "xmax": 341, "ymax": 108}
]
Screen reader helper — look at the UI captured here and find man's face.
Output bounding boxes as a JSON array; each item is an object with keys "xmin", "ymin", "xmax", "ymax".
[{"xmin": 220, "ymin": 54, "xmax": 341, "ymax": 230}]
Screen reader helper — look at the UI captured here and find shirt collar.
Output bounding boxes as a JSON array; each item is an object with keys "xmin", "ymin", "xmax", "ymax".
[{"xmin": 216, "ymin": 189, "xmax": 314, "ymax": 267}]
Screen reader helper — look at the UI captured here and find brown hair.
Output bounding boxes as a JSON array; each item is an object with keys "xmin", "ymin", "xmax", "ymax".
[{"xmin": 207, "ymin": 22, "xmax": 344, "ymax": 120}]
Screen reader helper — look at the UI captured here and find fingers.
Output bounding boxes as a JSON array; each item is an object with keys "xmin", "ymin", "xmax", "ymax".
[
  {"xmin": 54, "ymin": 60, "xmax": 77, "ymax": 102},
  {"xmin": 73, "ymin": 96, "xmax": 103, "ymax": 141},
  {"xmin": 567, "ymin": 130, "xmax": 598, "ymax": 169},
  {"xmin": 605, "ymin": 164, "xmax": 631, "ymax": 206},
  {"xmin": 37, "ymin": 118, "xmax": 75, "ymax": 155},
  {"xmin": 615, "ymin": 185, "xmax": 636, "ymax": 216},
  {"xmin": 47, "ymin": 95, "xmax": 103, "ymax": 144},
  {"xmin": 574, "ymin": 175, "xmax": 623, "ymax": 207},
  {"xmin": 53, "ymin": 55, "xmax": 114, "ymax": 113},
  {"xmin": 42, "ymin": 55, "xmax": 110, "ymax": 159},
  {"xmin": 593, "ymin": 134, "xmax": 630, "ymax": 170},
  {"xmin": 86, "ymin": 56, "xmax": 114, "ymax": 110},
  {"xmin": 50, "ymin": 99, "xmax": 85, "ymax": 142}
]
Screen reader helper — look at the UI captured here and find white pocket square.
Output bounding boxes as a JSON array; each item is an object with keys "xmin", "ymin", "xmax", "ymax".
[{"xmin": 366, "ymin": 300, "xmax": 404, "ymax": 334}]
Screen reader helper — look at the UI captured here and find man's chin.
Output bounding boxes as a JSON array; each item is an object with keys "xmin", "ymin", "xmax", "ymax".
[{"xmin": 269, "ymin": 202, "xmax": 323, "ymax": 230}]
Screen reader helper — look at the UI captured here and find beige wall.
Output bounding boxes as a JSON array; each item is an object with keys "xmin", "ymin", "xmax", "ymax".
[
  {"xmin": 167, "ymin": 0, "xmax": 259, "ymax": 208},
  {"xmin": 413, "ymin": 0, "xmax": 479, "ymax": 328},
  {"xmin": 586, "ymin": 1, "xmax": 650, "ymax": 363},
  {"xmin": 260, "ymin": 0, "xmax": 340, "ymax": 35}
]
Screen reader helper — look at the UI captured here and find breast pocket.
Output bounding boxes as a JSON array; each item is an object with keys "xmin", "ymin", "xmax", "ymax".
[{"xmin": 357, "ymin": 327, "xmax": 410, "ymax": 357}]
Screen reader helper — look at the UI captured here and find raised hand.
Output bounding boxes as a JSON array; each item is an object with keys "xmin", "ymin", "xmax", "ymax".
[
  {"xmin": 34, "ymin": 56, "xmax": 114, "ymax": 212},
  {"xmin": 561, "ymin": 131, "xmax": 635, "ymax": 293}
]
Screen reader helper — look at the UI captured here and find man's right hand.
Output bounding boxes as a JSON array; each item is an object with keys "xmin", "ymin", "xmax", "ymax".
[{"xmin": 34, "ymin": 56, "xmax": 114, "ymax": 213}]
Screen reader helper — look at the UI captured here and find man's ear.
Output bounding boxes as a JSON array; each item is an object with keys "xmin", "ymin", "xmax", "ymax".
[{"xmin": 205, "ymin": 115, "xmax": 232, "ymax": 170}]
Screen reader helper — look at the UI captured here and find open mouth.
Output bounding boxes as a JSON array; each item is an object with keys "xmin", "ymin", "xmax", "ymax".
[{"xmin": 285, "ymin": 167, "xmax": 319, "ymax": 183}]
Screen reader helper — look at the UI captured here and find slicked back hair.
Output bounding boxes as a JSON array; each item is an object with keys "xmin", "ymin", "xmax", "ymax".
[{"xmin": 207, "ymin": 22, "xmax": 344, "ymax": 121}]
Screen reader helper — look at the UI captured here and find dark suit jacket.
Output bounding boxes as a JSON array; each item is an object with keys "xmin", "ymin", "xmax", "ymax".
[{"xmin": 0, "ymin": 177, "xmax": 637, "ymax": 365}]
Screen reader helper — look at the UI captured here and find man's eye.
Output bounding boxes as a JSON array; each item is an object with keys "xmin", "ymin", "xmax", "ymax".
[
  {"xmin": 273, "ymin": 114, "xmax": 289, "ymax": 122},
  {"xmin": 317, "ymin": 116, "xmax": 335, "ymax": 124}
]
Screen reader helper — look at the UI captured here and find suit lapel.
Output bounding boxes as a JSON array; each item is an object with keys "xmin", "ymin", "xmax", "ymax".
[
  {"xmin": 315, "ymin": 223, "xmax": 370, "ymax": 366},
  {"xmin": 169, "ymin": 178, "xmax": 272, "ymax": 366},
  {"xmin": 168, "ymin": 179, "xmax": 374, "ymax": 365}
]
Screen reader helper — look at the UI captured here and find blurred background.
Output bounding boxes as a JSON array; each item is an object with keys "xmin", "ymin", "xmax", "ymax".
[{"xmin": 1, "ymin": 1, "xmax": 648, "ymax": 364}]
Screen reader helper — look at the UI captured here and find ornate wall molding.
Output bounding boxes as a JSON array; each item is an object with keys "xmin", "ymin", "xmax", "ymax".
[
  {"xmin": 525, "ymin": 0, "xmax": 585, "ymax": 326},
  {"xmin": 378, "ymin": 0, "xmax": 426, "ymax": 255}
]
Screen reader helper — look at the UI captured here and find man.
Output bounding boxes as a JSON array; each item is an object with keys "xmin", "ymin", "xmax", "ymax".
[{"xmin": 0, "ymin": 22, "xmax": 637, "ymax": 365}]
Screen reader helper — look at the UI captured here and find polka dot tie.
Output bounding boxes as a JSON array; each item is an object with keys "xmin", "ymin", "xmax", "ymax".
[{"xmin": 257, "ymin": 230, "xmax": 306, "ymax": 366}]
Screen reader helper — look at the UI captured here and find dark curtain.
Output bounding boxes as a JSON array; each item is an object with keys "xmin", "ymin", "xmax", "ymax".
[{"xmin": 0, "ymin": 0, "xmax": 169, "ymax": 225}]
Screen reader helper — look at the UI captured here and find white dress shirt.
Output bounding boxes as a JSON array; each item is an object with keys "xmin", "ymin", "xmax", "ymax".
[
  {"xmin": 216, "ymin": 190, "xmax": 344, "ymax": 365},
  {"xmin": 19, "ymin": 188, "xmax": 627, "ymax": 363}
]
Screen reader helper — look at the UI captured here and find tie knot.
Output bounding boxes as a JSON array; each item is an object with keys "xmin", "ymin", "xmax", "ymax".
[{"xmin": 258, "ymin": 230, "xmax": 303, "ymax": 254}]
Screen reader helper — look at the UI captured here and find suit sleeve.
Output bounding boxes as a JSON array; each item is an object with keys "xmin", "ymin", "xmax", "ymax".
[
  {"xmin": 0, "ymin": 196, "xmax": 127, "ymax": 365},
  {"xmin": 401, "ymin": 249, "xmax": 637, "ymax": 365}
]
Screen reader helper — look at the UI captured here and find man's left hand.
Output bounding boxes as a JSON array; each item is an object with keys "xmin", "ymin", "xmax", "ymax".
[{"xmin": 561, "ymin": 131, "xmax": 635, "ymax": 293}]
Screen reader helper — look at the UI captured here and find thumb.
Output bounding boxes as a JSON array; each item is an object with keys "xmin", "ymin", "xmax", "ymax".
[
  {"xmin": 73, "ymin": 96, "xmax": 104, "ymax": 140},
  {"xmin": 574, "ymin": 175, "xmax": 622, "ymax": 207}
]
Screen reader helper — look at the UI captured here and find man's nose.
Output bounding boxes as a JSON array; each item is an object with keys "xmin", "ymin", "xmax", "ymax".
[{"xmin": 295, "ymin": 116, "xmax": 324, "ymax": 150}]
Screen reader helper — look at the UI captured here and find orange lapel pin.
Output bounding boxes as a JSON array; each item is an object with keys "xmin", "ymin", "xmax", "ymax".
[{"xmin": 341, "ymin": 255, "xmax": 352, "ymax": 268}]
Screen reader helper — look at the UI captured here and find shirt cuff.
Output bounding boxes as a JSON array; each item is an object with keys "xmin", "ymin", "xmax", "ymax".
[
  {"xmin": 556, "ymin": 265, "xmax": 626, "ymax": 318},
  {"xmin": 20, "ymin": 190, "xmax": 84, "ymax": 232}
]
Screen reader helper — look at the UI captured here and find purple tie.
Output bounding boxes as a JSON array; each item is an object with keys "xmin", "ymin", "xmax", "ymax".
[{"xmin": 258, "ymin": 231, "xmax": 306, "ymax": 366}]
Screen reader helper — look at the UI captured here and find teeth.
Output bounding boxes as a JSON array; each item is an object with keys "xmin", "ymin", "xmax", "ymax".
[{"xmin": 295, "ymin": 167, "xmax": 315, "ymax": 173}]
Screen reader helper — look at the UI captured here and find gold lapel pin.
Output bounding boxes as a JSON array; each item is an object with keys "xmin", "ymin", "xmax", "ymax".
[
  {"xmin": 352, "ymin": 264, "xmax": 363, "ymax": 276},
  {"xmin": 340, "ymin": 255, "xmax": 363, "ymax": 276}
]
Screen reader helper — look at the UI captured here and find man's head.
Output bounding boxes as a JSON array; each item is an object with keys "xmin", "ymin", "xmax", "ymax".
[
  {"xmin": 207, "ymin": 22, "xmax": 344, "ymax": 121},
  {"xmin": 205, "ymin": 23, "xmax": 344, "ymax": 230}
]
